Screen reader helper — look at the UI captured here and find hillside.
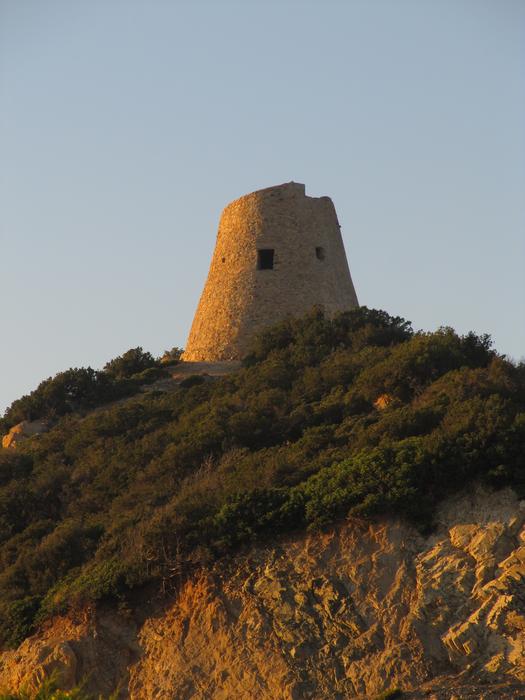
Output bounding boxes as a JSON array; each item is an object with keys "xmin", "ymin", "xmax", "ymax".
[
  {"xmin": 1, "ymin": 487, "xmax": 525, "ymax": 699},
  {"xmin": 0, "ymin": 307, "xmax": 524, "ymax": 697}
]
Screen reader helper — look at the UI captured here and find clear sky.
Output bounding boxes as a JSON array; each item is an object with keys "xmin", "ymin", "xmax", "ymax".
[{"xmin": 1, "ymin": 0, "xmax": 524, "ymax": 414}]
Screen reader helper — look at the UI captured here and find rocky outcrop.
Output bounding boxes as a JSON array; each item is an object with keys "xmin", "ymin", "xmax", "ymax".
[
  {"xmin": 1, "ymin": 487, "xmax": 524, "ymax": 699},
  {"xmin": 1, "ymin": 419, "xmax": 49, "ymax": 449},
  {"xmin": 373, "ymin": 393, "xmax": 393, "ymax": 410}
]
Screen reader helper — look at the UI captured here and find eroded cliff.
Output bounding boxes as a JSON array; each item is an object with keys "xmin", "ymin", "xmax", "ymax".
[{"xmin": 1, "ymin": 487, "xmax": 524, "ymax": 699}]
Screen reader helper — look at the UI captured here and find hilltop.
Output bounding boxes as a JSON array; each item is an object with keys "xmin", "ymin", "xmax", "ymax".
[{"xmin": 0, "ymin": 307, "xmax": 524, "ymax": 698}]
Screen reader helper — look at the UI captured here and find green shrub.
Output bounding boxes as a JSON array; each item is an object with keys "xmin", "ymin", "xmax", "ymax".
[
  {"xmin": 0, "ymin": 347, "xmax": 164, "ymax": 433},
  {"xmin": 130, "ymin": 366, "xmax": 169, "ymax": 384},
  {"xmin": 160, "ymin": 347, "xmax": 183, "ymax": 364},
  {"xmin": 0, "ymin": 596, "xmax": 40, "ymax": 648},
  {"xmin": 179, "ymin": 374, "xmax": 206, "ymax": 388},
  {"xmin": 0, "ymin": 368, "xmax": 136, "ymax": 432},
  {"xmin": 0, "ymin": 672, "xmax": 119, "ymax": 699},
  {"xmin": 103, "ymin": 347, "xmax": 157, "ymax": 380},
  {"xmin": 374, "ymin": 689, "xmax": 404, "ymax": 700},
  {"xmin": 0, "ymin": 452, "xmax": 32, "ymax": 486}
]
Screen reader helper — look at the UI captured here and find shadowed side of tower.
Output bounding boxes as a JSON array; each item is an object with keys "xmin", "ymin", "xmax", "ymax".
[{"xmin": 183, "ymin": 182, "xmax": 359, "ymax": 361}]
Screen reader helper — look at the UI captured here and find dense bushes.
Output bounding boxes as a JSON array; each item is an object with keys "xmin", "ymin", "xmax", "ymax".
[
  {"xmin": 103, "ymin": 347, "xmax": 157, "ymax": 379},
  {"xmin": 0, "ymin": 347, "xmax": 167, "ymax": 433},
  {"xmin": 0, "ymin": 307, "xmax": 523, "ymax": 648}
]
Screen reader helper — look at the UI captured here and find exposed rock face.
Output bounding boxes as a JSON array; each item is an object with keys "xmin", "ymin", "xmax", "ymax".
[
  {"xmin": 374, "ymin": 393, "xmax": 393, "ymax": 410},
  {"xmin": 1, "ymin": 488, "xmax": 525, "ymax": 699},
  {"xmin": 1, "ymin": 419, "xmax": 49, "ymax": 449},
  {"xmin": 183, "ymin": 183, "xmax": 359, "ymax": 362}
]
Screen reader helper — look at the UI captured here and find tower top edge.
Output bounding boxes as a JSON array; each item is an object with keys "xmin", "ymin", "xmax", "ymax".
[
  {"xmin": 251, "ymin": 181, "xmax": 305, "ymax": 196},
  {"xmin": 223, "ymin": 182, "xmax": 333, "ymax": 213}
]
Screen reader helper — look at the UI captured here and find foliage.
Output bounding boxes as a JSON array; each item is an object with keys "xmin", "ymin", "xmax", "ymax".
[
  {"xmin": 374, "ymin": 689, "xmax": 404, "ymax": 700},
  {"xmin": 160, "ymin": 347, "xmax": 183, "ymax": 365},
  {"xmin": 129, "ymin": 367, "xmax": 168, "ymax": 384},
  {"xmin": 0, "ymin": 307, "xmax": 523, "ymax": 649},
  {"xmin": 0, "ymin": 348, "xmax": 165, "ymax": 433},
  {"xmin": 0, "ymin": 368, "xmax": 131, "ymax": 433},
  {"xmin": 0, "ymin": 672, "xmax": 119, "ymax": 699},
  {"xmin": 0, "ymin": 597, "xmax": 40, "ymax": 649},
  {"xmin": 102, "ymin": 347, "xmax": 157, "ymax": 380},
  {"xmin": 179, "ymin": 374, "xmax": 206, "ymax": 388}
]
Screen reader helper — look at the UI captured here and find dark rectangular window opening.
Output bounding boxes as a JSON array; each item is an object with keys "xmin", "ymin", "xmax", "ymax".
[
  {"xmin": 257, "ymin": 248, "xmax": 274, "ymax": 270},
  {"xmin": 316, "ymin": 246, "xmax": 326, "ymax": 260}
]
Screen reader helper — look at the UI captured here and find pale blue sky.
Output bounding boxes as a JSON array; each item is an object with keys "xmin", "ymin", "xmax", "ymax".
[{"xmin": 1, "ymin": 0, "xmax": 524, "ymax": 413}]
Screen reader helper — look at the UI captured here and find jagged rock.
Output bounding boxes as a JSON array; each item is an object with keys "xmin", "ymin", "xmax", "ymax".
[
  {"xmin": 374, "ymin": 393, "xmax": 393, "ymax": 410},
  {"xmin": 1, "ymin": 419, "xmax": 49, "ymax": 449},
  {"xmin": 1, "ymin": 487, "xmax": 525, "ymax": 698}
]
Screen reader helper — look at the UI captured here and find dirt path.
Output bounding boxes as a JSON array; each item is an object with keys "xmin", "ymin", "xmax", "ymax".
[{"xmin": 145, "ymin": 360, "xmax": 242, "ymax": 393}]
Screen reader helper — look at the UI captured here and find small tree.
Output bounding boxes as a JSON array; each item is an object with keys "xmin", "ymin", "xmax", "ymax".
[
  {"xmin": 160, "ymin": 347, "xmax": 183, "ymax": 365},
  {"xmin": 103, "ymin": 347, "xmax": 157, "ymax": 379}
]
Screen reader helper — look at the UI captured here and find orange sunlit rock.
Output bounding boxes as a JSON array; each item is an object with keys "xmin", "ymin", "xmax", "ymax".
[
  {"xmin": 1, "ymin": 419, "xmax": 49, "ymax": 449},
  {"xmin": 374, "ymin": 393, "xmax": 392, "ymax": 410}
]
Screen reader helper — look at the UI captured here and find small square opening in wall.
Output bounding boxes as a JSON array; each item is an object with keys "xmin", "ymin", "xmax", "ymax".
[
  {"xmin": 257, "ymin": 249, "xmax": 274, "ymax": 270},
  {"xmin": 315, "ymin": 246, "xmax": 325, "ymax": 261}
]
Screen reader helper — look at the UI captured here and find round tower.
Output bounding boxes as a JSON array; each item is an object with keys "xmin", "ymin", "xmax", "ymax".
[{"xmin": 183, "ymin": 182, "xmax": 359, "ymax": 361}]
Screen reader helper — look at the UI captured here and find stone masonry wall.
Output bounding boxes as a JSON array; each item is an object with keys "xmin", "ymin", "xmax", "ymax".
[{"xmin": 182, "ymin": 182, "xmax": 359, "ymax": 361}]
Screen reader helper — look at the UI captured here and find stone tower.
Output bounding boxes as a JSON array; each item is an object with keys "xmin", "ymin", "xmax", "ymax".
[{"xmin": 183, "ymin": 182, "xmax": 359, "ymax": 361}]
